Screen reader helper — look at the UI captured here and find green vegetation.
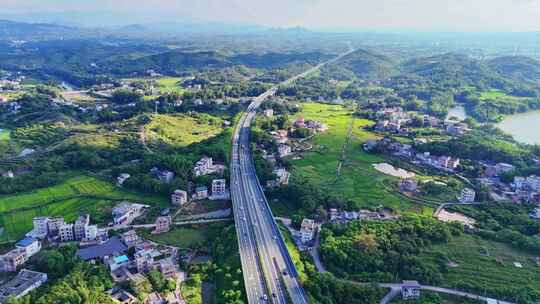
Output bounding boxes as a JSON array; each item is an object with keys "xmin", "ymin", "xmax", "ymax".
[
  {"xmin": 0, "ymin": 175, "xmax": 168, "ymax": 241},
  {"xmin": 0, "ymin": 129, "xmax": 9, "ymax": 141},
  {"xmin": 421, "ymin": 234, "xmax": 540, "ymax": 302},
  {"xmin": 146, "ymin": 226, "xmax": 210, "ymax": 249},
  {"xmin": 320, "ymin": 216, "xmax": 460, "ymax": 284},
  {"xmin": 144, "ymin": 113, "xmax": 224, "ymax": 148},
  {"xmin": 285, "ymin": 103, "xmax": 416, "ymax": 211}
]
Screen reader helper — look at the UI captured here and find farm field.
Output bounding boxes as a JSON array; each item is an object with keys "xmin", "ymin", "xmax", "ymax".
[
  {"xmin": 421, "ymin": 233, "xmax": 540, "ymax": 300},
  {"xmin": 289, "ymin": 103, "xmax": 418, "ymax": 211},
  {"xmin": 0, "ymin": 175, "xmax": 169, "ymax": 241},
  {"xmin": 144, "ymin": 113, "xmax": 224, "ymax": 148}
]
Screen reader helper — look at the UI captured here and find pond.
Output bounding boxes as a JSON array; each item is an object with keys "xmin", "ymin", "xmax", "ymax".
[
  {"xmin": 497, "ymin": 110, "xmax": 540, "ymax": 145},
  {"xmin": 446, "ymin": 105, "xmax": 467, "ymax": 121}
]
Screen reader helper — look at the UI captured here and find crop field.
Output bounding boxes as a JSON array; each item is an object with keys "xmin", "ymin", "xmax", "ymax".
[
  {"xmin": 144, "ymin": 113, "xmax": 224, "ymax": 148},
  {"xmin": 0, "ymin": 175, "xmax": 168, "ymax": 241},
  {"xmin": 289, "ymin": 103, "xmax": 419, "ymax": 211},
  {"xmin": 421, "ymin": 233, "xmax": 540, "ymax": 300}
]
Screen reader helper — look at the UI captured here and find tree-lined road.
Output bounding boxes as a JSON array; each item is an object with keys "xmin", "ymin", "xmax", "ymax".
[{"xmin": 230, "ymin": 48, "xmax": 354, "ymax": 303}]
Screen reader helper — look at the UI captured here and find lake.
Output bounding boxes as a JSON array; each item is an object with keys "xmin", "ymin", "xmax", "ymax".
[
  {"xmin": 447, "ymin": 105, "xmax": 540, "ymax": 145},
  {"xmin": 497, "ymin": 110, "xmax": 540, "ymax": 145}
]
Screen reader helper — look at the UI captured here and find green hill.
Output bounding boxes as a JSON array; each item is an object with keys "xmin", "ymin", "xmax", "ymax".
[
  {"xmin": 329, "ymin": 49, "xmax": 397, "ymax": 79},
  {"xmin": 488, "ymin": 55, "xmax": 540, "ymax": 82}
]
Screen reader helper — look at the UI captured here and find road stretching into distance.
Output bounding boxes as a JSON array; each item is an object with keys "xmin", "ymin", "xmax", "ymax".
[{"xmin": 230, "ymin": 48, "xmax": 355, "ymax": 304}]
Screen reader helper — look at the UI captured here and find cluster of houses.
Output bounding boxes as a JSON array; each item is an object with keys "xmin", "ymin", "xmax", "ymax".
[
  {"xmin": 475, "ymin": 162, "xmax": 540, "ymax": 205},
  {"xmin": 76, "ymin": 229, "xmax": 183, "ymax": 304},
  {"xmin": 0, "ymin": 200, "xmax": 183, "ymax": 303},
  {"xmin": 372, "ymin": 107, "xmax": 470, "ymax": 138},
  {"xmin": 365, "ymin": 138, "xmax": 461, "ymax": 173}
]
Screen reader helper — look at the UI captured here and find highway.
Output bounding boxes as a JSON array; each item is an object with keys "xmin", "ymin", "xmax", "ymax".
[{"xmin": 230, "ymin": 48, "xmax": 354, "ymax": 303}]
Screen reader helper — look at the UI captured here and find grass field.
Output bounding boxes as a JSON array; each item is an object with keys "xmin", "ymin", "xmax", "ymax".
[
  {"xmin": 480, "ymin": 90, "xmax": 530, "ymax": 102},
  {"xmin": 0, "ymin": 175, "xmax": 168, "ymax": 241},
  {"xmin": 146, "ymin": 223, "xmax": 230, "ymax": 250},
  {"xmin": 421, "ymin": 233, "xmax": 540, "ymax": 299},
  {"xmin": 144, "ymin": 114, "xmax": 224, "ymax": 148},
  {"xmin": 0, "ymin": 129, "xmax": 9, "ymax": 142},
  {"xmin": 289, "ymin": 103, "xmax": 419, "ymax": 212},
  {"xmin": 146, "ymin": 227, "xmax": 209, "ymax": 249},
  {"xmin": 155, "ymin": 77, "xmax": 185, "ymax": 94}
]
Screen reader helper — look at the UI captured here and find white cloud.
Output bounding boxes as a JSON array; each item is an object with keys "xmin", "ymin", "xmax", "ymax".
[{"xmin": 2, "ymin": 0, "xmax": 540, "ymax": 31}]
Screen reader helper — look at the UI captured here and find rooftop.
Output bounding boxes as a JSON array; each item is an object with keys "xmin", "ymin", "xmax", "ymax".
[
  {"xmin": 16, "ymin": 237, "xmax": 37, "ymax": 248},
  {"xmin": 76, "ymin": 236, "xmax": 128, "ymax": 261}
]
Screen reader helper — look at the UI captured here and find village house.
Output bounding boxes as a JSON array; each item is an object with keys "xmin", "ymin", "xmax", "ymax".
[
  {"xmin": 446, "ymin": 122, "xmax": 470, "ymax": 136},
  {"xmin": 277, "ymin": 144, "xmax": 292, "ymax": 158},
  {"xmin": 29, "ymin": 217, "xmax": 50, "ymax": 239},
  {"xmin": 152, "ymin": 216, "xmax": 172, "ymax": 234},
  {"xmin": 150, "ymin": 167, "xmax": 175, "ymax": 184},
  {"xmin": 59, "ymin": 223, "xmax": 75, "ymax": 242},
  {"xmin": 263, "ymin": 108, "xmax": 274, "ymax": 117},
  {"xmin": 192, "ymin": 157, "xmax": 225, "ymax": 177},
  {"xmin": 193, "ymin": 186, "xmax": 209, "ymax": 200},
  {"xmin": 171, "ymin": 189, "xmax": 188, "ymax": 206},
  {"xmin": 294, "ymin": 117, "xmax": 305, "ymax": 128},
  {"xmin": 15, "ymin": 237, "xmax": 41, "ymax": 259},
  {"xmin": 47, "ymin": 217, "xmax": 65, "ymax": 236},
  {"xmin": 484, "ymin": 163, "xmax": 515, "ymax": 177},
  {"xmin": 0, "ymin": 248, "xmax": 27, "ymax": 272},
  {"xmin": 112, "ymin": 203, "xmax": 148, "ymax": 226},
  {"xmin": 116, "ymin": 173, "xmax": 131, "ymax": 186},
  {"xmin": 74, "ymin": 214, "xmax": 90, "ymax": 241},
  {"xmin": 0, "ymin": 269, "xmax": 47, "ymax": 302},
  {"xmin": 76, "ymin": 236, "xmax": 128, "ymax": 262},
  {"xmin": 459, "ymin": 188, "xmax": 476, "ymax": 203},
  {"xmin": 266, "ymin": 168, "xmax": 290, "ymax": 188},
  {"xmin": 300, "ymin": 218, "xmax": 316, "ymax": 244},
  {"xmin": 400, "ymin": 179, "xmax": 419, "ymax": 193},
  {"xmin": 121, "ymin": 230, "xmax": 140, "ymax": 248},
  {"xmin": 210, "ymin": 179, "xmax": 229, "ymax": 200},
  {"xmin": 401, "ymin": 280, "xmax": 421, "ymax": 300}
]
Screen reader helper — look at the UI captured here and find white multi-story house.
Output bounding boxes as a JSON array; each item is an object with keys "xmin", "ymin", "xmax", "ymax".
[
  {"xmin": 84, "ymin": 225, "xmax": 98, "ymax": 241},
  {"xmin": 112, "ymin": 203, "xmax": 148, "ymax": 226},
  {"xmin": 300, "ymin": 218, "xmax": 315, "ymax": 243},
  {"xmin": 171, "ymin": 190, "xmax": 188, "ymax": 206},
  {"xmin": 47, "ymin": 217, "xmax": 65, "ymax": 235},
  {"xmin": 74, "ymin": 214, "xmax": 90, "ymax": 241},
  {"xmin": 211, "ymin": 179, "xmax": 227, "ymax": 196},
  {"xmin": 193, "ymin": 186, "xmax": 209, "ymax": 200},
  {"xmin": 31, "ymin": 217, "xmax": 49, "ymax": 239},
  {"xmin": 15, "ymin": 237, "xmax": 41, "ymax": 259},
  {"xmin": 59, "ymin": 224, "xmax": 75, "ymax": 242},
  {"xmin": 459, "ymin": 188, "xmax": 476, "ymax": 203}
]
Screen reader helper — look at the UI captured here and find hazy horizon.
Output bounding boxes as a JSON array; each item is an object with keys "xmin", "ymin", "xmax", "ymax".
[{"xmin": 2, "ymin": 0, "xmax": 540, "ymax": 32}]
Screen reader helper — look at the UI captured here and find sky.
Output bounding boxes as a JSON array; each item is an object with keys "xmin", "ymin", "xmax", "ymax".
[{"xmin": 2, "ymin": 0, "xmax": 540, "ymax": 32}]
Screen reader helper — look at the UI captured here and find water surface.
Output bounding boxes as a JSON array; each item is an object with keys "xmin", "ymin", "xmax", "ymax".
[{"xmin": 497, "ymin": 110, "xmax": 540, "ymax": 145}]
